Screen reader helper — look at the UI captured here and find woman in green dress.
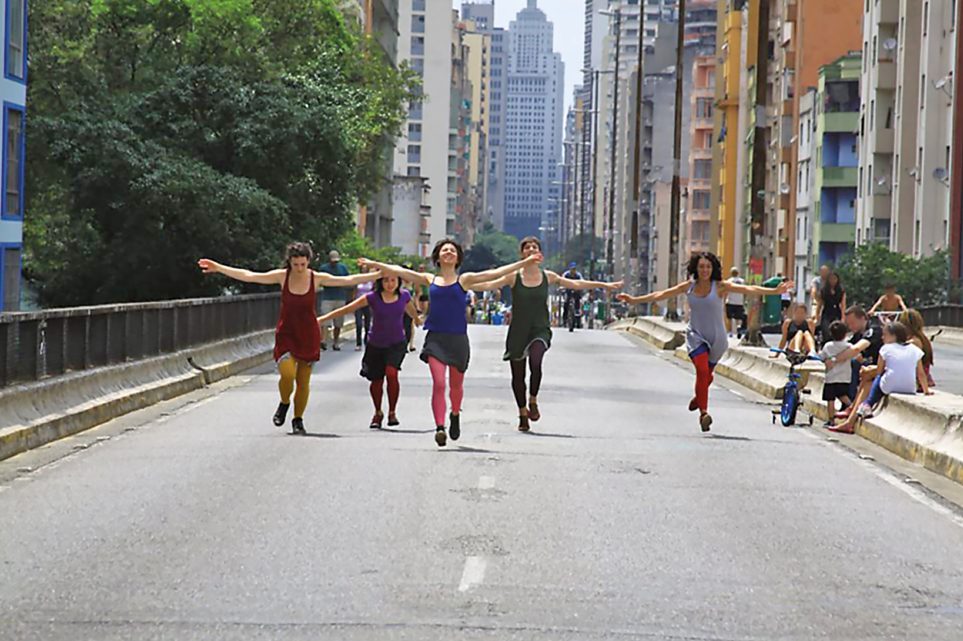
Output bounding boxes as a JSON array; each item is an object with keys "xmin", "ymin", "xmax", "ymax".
[{"xmin": 474, "ymin": 237, "xmax": 623, "ymax": 431}]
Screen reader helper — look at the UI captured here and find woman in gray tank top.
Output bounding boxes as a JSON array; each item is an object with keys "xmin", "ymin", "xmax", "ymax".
[{"xmin": 618, "ymin": 253, "xmax": 793, "ymax": 432}]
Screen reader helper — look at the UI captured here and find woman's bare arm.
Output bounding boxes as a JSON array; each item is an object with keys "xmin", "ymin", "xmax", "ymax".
[
  {"xmin": 616, "ymin": 280, "xmax": 690, "ymax": 305},
  {"xmin": 197, "ymin": 259, "xmax": 285, "ymax": 286}
]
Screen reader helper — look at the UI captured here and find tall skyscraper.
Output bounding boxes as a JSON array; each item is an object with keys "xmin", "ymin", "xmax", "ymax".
[{"xmin": 503, "ymin": 0, "xmax": 565, "ymax": 240}]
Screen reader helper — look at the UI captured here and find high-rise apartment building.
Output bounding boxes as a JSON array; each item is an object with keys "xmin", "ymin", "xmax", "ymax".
[
  {"xmin": 0, "ymin": 0, "xmax": 27, "ymax": 311},
  {"xmin": 687, "ymin": 55, "xmax": 716, "ymax": 257},
  {"xmin": 856, "ymin": 0, "xmax": 955, "ymax": 259},
  {"xmin": 395, "ymin": 0, "xmax": 457, "ymax": 256},
  {"xmin": 462, "ymin": 21, "xmax": 491, "ymax": 247},
  {"xmin": 503, "ymin": 0, "xmax": 564, "ymax": 240}
]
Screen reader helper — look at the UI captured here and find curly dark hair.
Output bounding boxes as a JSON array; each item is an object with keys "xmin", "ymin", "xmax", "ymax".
[
  {"xmin": 431, "ymin": 238, "xmax": 464, "ymax": 268},
  {"xmin": 283, "ymin": 242, "xmax": 314, "ymax": 269},
  {"xmin": 686, "ymin": 252, "xmax": 723, "ymax": 282}
]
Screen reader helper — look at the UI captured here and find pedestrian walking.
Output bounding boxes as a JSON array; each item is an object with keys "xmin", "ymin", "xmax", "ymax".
[
  {"xmin": 197, "ymin": 244, "xmax": 381, "ymax": 434},
  {"xmin": 360, "ymin": 239, "xmax": 542, "ymax": 447},
  {"xmin": 354, "ymin": 264, "xmax": 375, "ymax": 351},
  {"xmin": 815, "ymin": 272, "xmax": 846, "ymax": 347},
  {"xmin": 318, "ymin": 250, "xmax": 351, "ymax": 351},
  {"xmin": 617, "ymin": 252, "xmax": 793, "ymax": 432},
  {"xmin": 316, "ymin": 274, "xmax": 421, "ymax": 429},
  {"xmin": 724, "ymin": 266, "xmax": 747, "ymax": 337},
  {"xmin": 472, "ymin": 237, "xmax": 623, "ymax": 432}
]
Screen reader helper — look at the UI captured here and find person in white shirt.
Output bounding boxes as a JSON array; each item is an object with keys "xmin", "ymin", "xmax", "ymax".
[
  {"xmin": 818, "ymin": 320, "xmax": 853, "ymax": 427},
  {"xmin": 724, "ymin": 267, "xmax": 746, "ymax": 337},
  {"xmin": 832, "ymin": 321, "xmax": 931, "ymax": 433}
]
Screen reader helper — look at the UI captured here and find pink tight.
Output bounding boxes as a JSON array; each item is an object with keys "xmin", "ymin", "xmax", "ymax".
[{"xmin": 428, "ymin": 357, "xmax": 465, "ymax": 427}]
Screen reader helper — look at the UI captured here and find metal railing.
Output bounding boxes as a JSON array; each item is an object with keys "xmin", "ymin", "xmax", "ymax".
[
  {"xmin": 0, "ymin": 294, "xmax": 285, "ymax": 389},
  {"xmin": 919, "ymin": 305, "xmax": 963, "ymax": 329}
]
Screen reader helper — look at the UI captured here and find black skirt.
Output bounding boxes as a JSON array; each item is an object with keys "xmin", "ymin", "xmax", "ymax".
[
  {"xmin": 361, "ymin": 341, "xmax": 408, "ymax": 381},
  {"xmin": 420, "ymin": 331, "xmax": 471, "ymax": 373}
]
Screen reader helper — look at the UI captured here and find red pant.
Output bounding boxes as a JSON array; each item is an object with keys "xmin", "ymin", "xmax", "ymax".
[{"xmin": 690, "ymin": 350, "xmax": 715, "ymax": 413}]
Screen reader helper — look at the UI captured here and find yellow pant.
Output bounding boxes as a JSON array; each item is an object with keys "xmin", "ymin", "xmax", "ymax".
[{"xmin": 278, "ymin": 358, "xmax": 313, "ymax": 418}]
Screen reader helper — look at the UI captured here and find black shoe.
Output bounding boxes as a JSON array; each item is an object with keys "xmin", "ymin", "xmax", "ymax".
[
  {"xmin": 332, "ymin": 344, "xmax": 341, "ymax": 352},
  {"xmin": 292, "ymin": 417, "xmax": 306, "ymax": 435},
  {"xmin": 449, "ymin": 413, "xmax": 461, "ymax": 441},
  {"xmin": 388, "ymin": 413, "xmax": 400, "ymax": 427},
  {"xmin": 435, "ymin": 427, "xmax": 447, "ymax": 447},
  {"xmin": 321, "ymin": 344, "xmax": 327, "ymax": 351},
  {"xmin": 273, "ymin": 402, "xmax": 290, "ymax": 426},
  {"xmin": 370, "ymin": 414, "xmax": 384, "ymax": 430},
  {"xmin": 699, "ymin": 413, "xmax": 712, "ymax": 433}
]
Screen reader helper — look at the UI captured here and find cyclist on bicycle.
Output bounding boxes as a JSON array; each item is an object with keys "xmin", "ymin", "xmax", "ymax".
[{"xmin": 868, "ymin": 282, "xmax": 907, "ymax": 317}]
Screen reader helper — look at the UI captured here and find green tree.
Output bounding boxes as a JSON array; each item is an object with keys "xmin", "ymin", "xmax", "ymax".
[
  {"xmin": 462, "ymin": 224, "xmax": 521, "ymax": 272},
  {"xmin": 834, "ymin": 243, "xmax": 957, "ymax": 309},
  {"xmin": 25, "ymin": 0, "xmax": 419, "ymax": 306}
]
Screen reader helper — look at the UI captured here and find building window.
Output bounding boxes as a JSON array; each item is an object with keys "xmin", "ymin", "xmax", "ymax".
[
  {"xmin": 692, "ymin": 190, "xmax": 711, "ymax": 210},
  {"xmin": 407, "ymin": 166, "xmax": 421, "ymax": 177},
  {"xmin": 5, "ymin": 0, "xmax": 25, "ymax": 81},
  {"xmin": 408, "ymin": 123, "xmax": 422, "ymax": 142},
  {"xmin": 412, "ymin": 15, "xmax": 425, "ymax": 34},
  {"xmin": 407, "ymin": 145, "xmax": 421, "ymax": 163},
  {"xmin": 412, "ymin": 0, "xmax": 426, "ymax": 11},
  {"xmin": 2, "ymin": 103, "xmax": 24, "ymax": 220}
]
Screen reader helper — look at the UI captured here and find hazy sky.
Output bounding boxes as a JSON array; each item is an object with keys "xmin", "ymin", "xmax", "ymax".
[{"xmin": 454, "ymin": 0, "xmax": 586, "ymax": 111}]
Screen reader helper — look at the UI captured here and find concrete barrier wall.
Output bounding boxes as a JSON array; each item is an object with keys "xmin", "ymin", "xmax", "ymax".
[
  {"xmin": 612, "ymin": 316, "xmax": 963, "ymax": 486},
  {"xmin": 0, "ymin": 322, "xmax": 354, "ymax": 462}
]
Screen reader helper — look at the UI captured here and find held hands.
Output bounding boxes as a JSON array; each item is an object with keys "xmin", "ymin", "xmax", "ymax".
[
  {"xmin": 604, "ymin": 280, "xmax": 625, "ymax": 292},
  {"xmin": 197, "ymin": 258, "xmax": 221, "ymax": 274}
]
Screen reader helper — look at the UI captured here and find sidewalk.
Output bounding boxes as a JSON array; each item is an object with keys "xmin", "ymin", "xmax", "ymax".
[{"xmin": 611, "ymin": 317, "xmax": 963, "ymax": 486}]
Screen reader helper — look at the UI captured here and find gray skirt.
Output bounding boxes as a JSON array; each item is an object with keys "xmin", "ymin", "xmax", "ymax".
[{"xmin": 420, "ymin": 332, "xmax": 471, "ymax": 373}]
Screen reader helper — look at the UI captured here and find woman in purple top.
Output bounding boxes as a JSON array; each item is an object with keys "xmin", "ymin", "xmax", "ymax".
[
  {"xmin": 360, "ymin": 239, "xmax": 541, "ymax": 447},
  {"xmin": 317, "ymin": 274, "xmax": 420, "ymax": 429}
]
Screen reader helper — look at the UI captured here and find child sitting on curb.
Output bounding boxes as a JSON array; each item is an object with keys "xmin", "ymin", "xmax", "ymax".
[
  {"xmin": 818, "ymin": 320, "xmax": 853, "ymax": 428},
  {"xmin": 830, "ymin": 321, "xmax": 932, "ymax": 434}
]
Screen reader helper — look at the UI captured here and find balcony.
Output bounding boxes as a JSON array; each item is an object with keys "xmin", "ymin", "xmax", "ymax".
[
  {"xmin": 876, "ymin": 60, "xmax": 897, "ymax": 89},
  {"xmin": 821, "ymin": 166, "xmax": 858, "ymax": 188},
  {"xmin": 815, "ymin": 222, "xmax": 856, "ymax": 244},
  {"xmin": 784, "ymin": 49, "xmax": 796, "ymax": 70},
  {"xmin": 875, "ymin": 127, "xmax": 895, "ymax": 154},
  {"xmin": 877, "ymin": 0, "xmax": 898, "ymax": 24},
  {"xmin": 821, "ymin": 112, "xmax": 859, "ymax": 133}
]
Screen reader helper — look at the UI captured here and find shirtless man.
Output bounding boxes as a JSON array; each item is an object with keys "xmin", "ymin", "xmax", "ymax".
[{"xmin": 868, "ymin": 283, "xmax": 907, "ymax": 317}]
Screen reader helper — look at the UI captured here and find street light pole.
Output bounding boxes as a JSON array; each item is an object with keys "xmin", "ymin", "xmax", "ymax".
[
  {"xmin": 604, "ymin": 8, "xmax": 622, "ymax": 287},
  {"xmin": 666, "ymin": 0, "xmax": 687, "ymax": 320}
]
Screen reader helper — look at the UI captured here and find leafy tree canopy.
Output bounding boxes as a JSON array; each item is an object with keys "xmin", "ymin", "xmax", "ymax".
[
  {"xmin": 462, "ymin": 223, "xmax": 523, "ymax": 272},
  {"xmin": 834, "ymin": 243, "xmax": 957, "ymax": 310},
  {"xmin": 26, "ymin": 0, "xmax": 419, "ymax": 306}
]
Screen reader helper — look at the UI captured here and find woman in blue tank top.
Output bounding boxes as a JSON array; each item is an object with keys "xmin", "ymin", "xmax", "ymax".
[
  {"xmin": 617, "ymin": 252, "xmax": 793, "ymax": 432},
  {"xmin": 360, "ymin": 240, "xmax": 541, "ymax": 447}
]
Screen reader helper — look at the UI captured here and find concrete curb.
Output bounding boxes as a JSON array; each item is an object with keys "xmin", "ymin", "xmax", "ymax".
[
  {"xmin": 933, "ymin": 326, "xmax": 963, "ymax": 347},
  {"xmin": 610, "ymin": 318, "xmax": 685, "ymax": 350},
  {"xmin": 0, "ymin": 322, "xmax": 355, "ymax": 462},
  {"xmin": 612, "ymin": 316, "xmax": 963, "ymax": 486}
]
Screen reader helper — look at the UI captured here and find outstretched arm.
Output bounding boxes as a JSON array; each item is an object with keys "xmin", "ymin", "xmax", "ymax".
[
  {"xmin": 615, "ymin": 280, "xmax": 690, "ymax": 306},
  {"xmin": 314, "ymin": 269, "xmax": 382, "ymax": 289},
  {"xmin": 317, "ymin": 296, "xmax": 368, "ymax": 325},
  {"xmin": 469, "ymin": 274, "xmax": 514, "ymax": 292},
  {"xmin": 898, "ymin": 295, "xmax": 908, "ymax": 312},
  {"xmin": 868, "ymin": 295, "xmax": 885, "ymax": 315},
  {"xmin": 197, "ymin": 259, "xmax": 285, "ymax": 286},
  {"xmin": 721, "ymin": 279, "xmax": 794, "ymax": 297},
  {"xmin": 459, "ymin": 255, "xmax": 540, "ymax": 288},
  {"xmin": 357, "ymin": 258, "xmax": 432, "ymax": 288},
  {"xmin": 405, "ymin": 300, "xmax": 422, "ymax": 326},
  {"xmin": 549, "ymin": 271, "xmax": 624, "ymax": 292}
]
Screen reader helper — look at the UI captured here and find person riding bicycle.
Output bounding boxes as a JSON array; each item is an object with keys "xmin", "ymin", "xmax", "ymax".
[
  {"xmin": 868, "ymin": 283, "xmax": 907, "ymax": 317},
  {"xmin": 563, "ymin": 263, "xmax": 584, "ymax": 330}
]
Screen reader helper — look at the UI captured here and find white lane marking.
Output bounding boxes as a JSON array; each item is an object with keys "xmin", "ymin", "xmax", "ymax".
[
  {"xmin": 799, "ymin": 430, "xmax": 963, "ymax": 531},
  {"xmin": 478, "ymin": 476, "xmax": 495, "ymax": 490},
  {"xmin": 458, "ymin": 556, "xmax": 487, "ymax": 593}
]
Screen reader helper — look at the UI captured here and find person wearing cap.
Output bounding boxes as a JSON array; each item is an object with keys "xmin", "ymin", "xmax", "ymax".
[{"xmin": 319, "ymin": 250, "xmax": 351, "ymax": 350}]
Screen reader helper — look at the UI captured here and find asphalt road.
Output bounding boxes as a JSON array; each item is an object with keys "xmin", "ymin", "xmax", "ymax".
[{"xmin": 2, "ymin": 325, "xmax": 963, "ymax": 640}]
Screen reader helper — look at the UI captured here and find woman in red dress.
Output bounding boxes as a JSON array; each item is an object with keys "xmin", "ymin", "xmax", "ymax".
[{"xmin": 198, "ymin": 243, "xmax": 380, "ymax": 434}]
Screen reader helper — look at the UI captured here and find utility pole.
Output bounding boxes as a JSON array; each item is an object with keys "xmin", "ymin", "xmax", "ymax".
[
  {"xmin": 666, "ymin": 0, "xmax": 687, "ymax": 320},
  {"xmin": 590, "ymin": 70, "xmax": 601, "ymax": 285},
  {"xmin": 605, "ymin": 8, "xmax": 623, "ymax": 286}
]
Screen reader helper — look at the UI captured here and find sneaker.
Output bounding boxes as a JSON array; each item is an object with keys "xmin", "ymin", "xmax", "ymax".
[
  {"xmin": 856, "ymin": 403, "xmax": 872, "ymax": 417},
  {"xmin": 321, "ymin": 344, "xmax": 327, "ymax": 351},
  {"xmin": 332, "ymin": 344, "xmax": 341, "ymax": 352},
  {"xmin": 688, "ymin": 397, "xmax": 699, "ymax": 412},
  {"xmin": 291, "ymin": 417, "xmax": 306, "ymax": 435},
  {"xmin": 273, "ymin": 402, "xmax": 290, "ymax": 427},
  {"xmin": 699, "ymin": 413, "xmax": 713, "ymax": 432},
  {"xmin": 822, "ymin": 421, "xmax": 836, "ymax": 429},
  {"xmin": 387, "ymin": 413, "xmax": 400, "ymax": 427},
  {"xmin": 528, "ymin": 401, "xmax": 541, "ymax": 422},
  {"xmin": 370, "ymin": 414, "xmax": 384, "ymax": 430},
  {"xmin": 355, "ymin": 345, "xmax": 363, "ymax": 352},
  {"xmin": 449, "ymin": 413, "xmax": 461, "ymax": 441},
  {"xmin": 435, "ymin": 427, "xmax": 447, "ymax": 447}
]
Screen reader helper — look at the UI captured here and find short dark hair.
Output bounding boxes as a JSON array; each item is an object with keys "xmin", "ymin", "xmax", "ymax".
[
  {"xmin": 885, "ymin": 321, "xmax": 910, "ymax": 344},
  {"xmin": 686, "ymin": 252, "xmax": 723, "ymax": 282},
  {"xmin": 845, "ymin": 305, "xmax": 868, "ymax": 320},
  {"xmin": 431, "ymin": 239, "xmax": 464, "ymax": 268},
  {"xmin": 884, "ymin": 282, "xmax": 896, "ymax": 290},
  {"xmin": 373, "ymin": 273, "xmax": 400, "ymax": 293},
  {"xmin": 829, "ymin": 320, "xmax": 847, "ymax": 341},
  {"xmin": 284, "ymin": 242, "xmax": 314, "ymax": 269},
  {"xmin": 519, "ymin": 236, "xmax": 542, "ymax": 251}
]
